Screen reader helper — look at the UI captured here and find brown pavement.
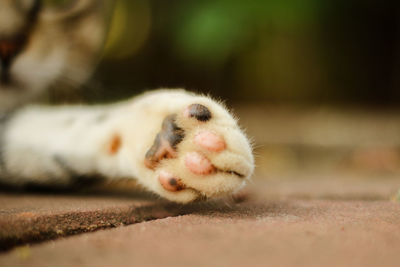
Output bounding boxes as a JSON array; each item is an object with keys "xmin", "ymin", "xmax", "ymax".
[
  {"xmin": 1, "ymin": 177, "xmax": 400, "ymax": 267},
  {"xmin": 0, "ymin": 191, "xmax": 188, "ymax": 251}
]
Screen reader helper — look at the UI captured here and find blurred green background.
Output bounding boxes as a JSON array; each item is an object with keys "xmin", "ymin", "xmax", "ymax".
[{"xmin": 90, "ymin": 0, "xmax": 400, "ymax": 106}]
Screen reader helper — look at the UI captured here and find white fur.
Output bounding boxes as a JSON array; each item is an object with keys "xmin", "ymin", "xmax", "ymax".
[{"xmin": 1, "ymin": 89, "xmax": 254, "ymax": 203}]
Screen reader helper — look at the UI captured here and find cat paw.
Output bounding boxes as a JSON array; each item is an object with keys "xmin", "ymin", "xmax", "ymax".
[{"xmin": 143, "ymin": 100, "xmax": 254, "ymax": 203}]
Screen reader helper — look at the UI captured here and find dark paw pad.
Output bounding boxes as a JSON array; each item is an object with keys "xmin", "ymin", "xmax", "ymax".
[
  {"xmin": 144, "ymin": 115, "xmax": 184, "ymax": 169},
  {"xmin": 186, "ymin": 104, "xmax": 212, "ymax": 122}
]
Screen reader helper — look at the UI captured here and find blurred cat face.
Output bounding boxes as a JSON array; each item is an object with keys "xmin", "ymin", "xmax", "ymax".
[{"xmin": 0, "ymin": 0, "xmax": 112, "ymax": 111}]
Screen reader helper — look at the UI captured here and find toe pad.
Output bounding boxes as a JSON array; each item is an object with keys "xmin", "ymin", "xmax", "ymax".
[
  {"xmin": 159, "ymin": 170, "xmax": 185, "ymax": 192},
  {"xmin": 184, "ymin": 104, "xmax": 212, "ymax": 122},
  {"xmin": 184, "ymin": 152, "xmax": 215, "ymax": 175},
  {"xmin": 194, "ymin": 131, "xmax": 226, "ymax": 152}
]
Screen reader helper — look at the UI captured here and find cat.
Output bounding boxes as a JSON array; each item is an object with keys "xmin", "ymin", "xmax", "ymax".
[{"xmin": 0, "ymin": 0, "xmax": 254, "ymax": 203}]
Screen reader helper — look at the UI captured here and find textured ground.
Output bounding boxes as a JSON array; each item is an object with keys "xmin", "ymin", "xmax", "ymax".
[
  {"xmin": 1, "ymin": 106, "xmax": 400, "ymax": 266},
  {"xmin": 1, "ymin": 177, "xmax": 399, "ymax": 267}
]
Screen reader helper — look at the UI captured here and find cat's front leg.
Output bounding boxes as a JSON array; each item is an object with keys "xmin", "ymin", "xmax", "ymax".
[
  {"xmin": 0, "ymin": 89, "xmax": 254, "ymax": 203},
  {"xmin": 0, "ymin": 104, "xmax": 125, "ymax": 186}
]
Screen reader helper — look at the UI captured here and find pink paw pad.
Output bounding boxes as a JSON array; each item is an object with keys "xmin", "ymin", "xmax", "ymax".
[
  {"xmin": 194, "ymin": 131, "xmax": 226, "ymax": 152},
  {"xmin": 184, "ymin": 152, "xmax": 215, "ymax": 175},
  {"xmin": 158, "ymin": 170, "xmax": 185, "ymax": 192}
]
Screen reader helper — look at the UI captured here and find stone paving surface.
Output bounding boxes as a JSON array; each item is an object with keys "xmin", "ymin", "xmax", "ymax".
[
  {"xmin": 0, "ymin": 192, "xmax": 186, "ymax": 251},
  {"xmin": 1, "ymin": 178, "xmax": 399, "ymax": 267}
]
